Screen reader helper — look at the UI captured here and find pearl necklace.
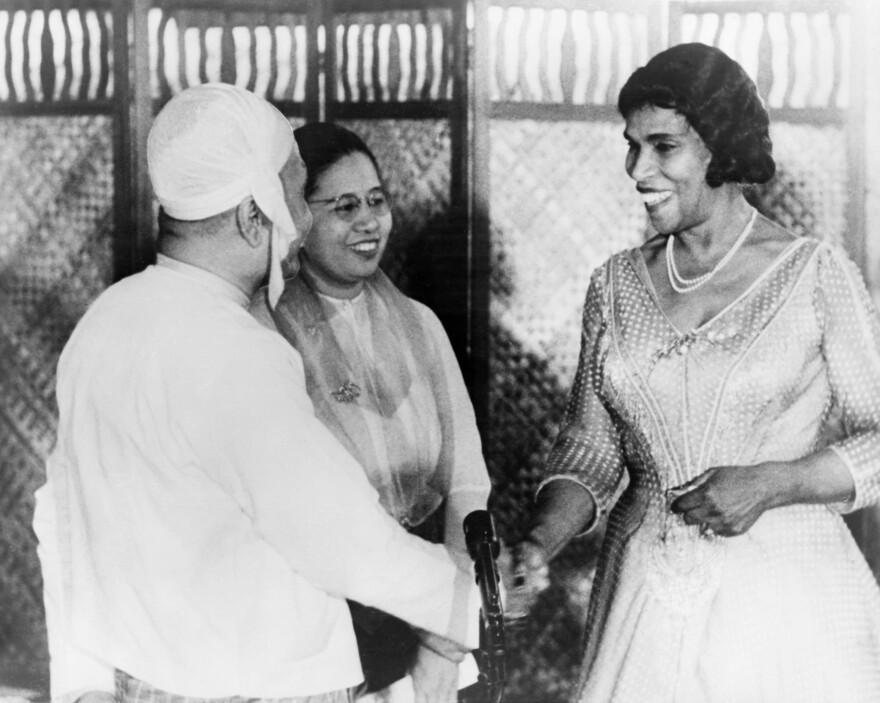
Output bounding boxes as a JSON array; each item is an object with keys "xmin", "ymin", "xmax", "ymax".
[{"xmin": 666, "ymin": 209, "xmax": 757, "ymax": 294}]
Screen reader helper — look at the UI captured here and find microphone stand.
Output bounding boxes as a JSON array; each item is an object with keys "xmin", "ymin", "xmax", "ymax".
[{"xmin": 463, "ymin": 510, "xmax": 506, "ymax": 703}]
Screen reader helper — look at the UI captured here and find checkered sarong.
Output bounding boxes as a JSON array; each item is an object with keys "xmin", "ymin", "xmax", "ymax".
[{"xmin": 115, "ymin": 670, "xmax": 354, "ymax": 703}]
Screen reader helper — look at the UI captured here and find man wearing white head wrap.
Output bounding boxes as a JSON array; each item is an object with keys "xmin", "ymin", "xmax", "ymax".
[
  {"xmin": 148, "ymin": 82, "xmax": 301, "ymax": 307},
  {"xmin": 33, "ymin": 84, "xmax": 479, "ymax": 703}
]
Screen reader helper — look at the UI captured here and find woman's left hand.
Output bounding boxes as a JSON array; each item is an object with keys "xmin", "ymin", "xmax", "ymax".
[
  {"xmin": 411, "ymin": 643, "xmax": 459, "ymax": 703},
  {"xmin": 668, "ymin": 463, "xmax": 781, "ymax": 537}
]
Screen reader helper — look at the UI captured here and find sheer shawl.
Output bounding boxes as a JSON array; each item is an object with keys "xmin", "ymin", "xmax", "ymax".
[{"xmin": 266, "ymin": 268, "xmax": 456, "ymax": 528}]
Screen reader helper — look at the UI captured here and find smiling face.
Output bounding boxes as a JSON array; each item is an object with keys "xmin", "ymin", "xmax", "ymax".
[
  {"xmin": 624, "ymin": 105, "xmax": 719, "ymax": 235},
  {"xmin": 301, "ymin": 151, "xmax": 392, "ymax": 298}
]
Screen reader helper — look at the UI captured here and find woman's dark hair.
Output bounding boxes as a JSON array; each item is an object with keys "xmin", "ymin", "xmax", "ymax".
[
  {"xmin": 618, "ymin": 42, "xmax": 775, "ymax": 187},
  {"xmin": 293, "ymin": 122, "xmax": 383, "ymax": 198}
]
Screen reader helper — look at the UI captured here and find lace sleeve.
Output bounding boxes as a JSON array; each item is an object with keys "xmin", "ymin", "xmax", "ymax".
[
  {"xmin": 816, "ymin": 243, "xmax": 880, "ymax": 511},
  {"xmin": 539, "ymin": 260, "xmax": 626, "ymax": 530}
]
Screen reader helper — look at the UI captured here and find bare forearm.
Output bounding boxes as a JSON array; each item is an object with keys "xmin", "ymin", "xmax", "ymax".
[
  {"xmin": 500, "ymin": 480, "xmax": 597, "ymax": 619},
  {"xmin": 764, "ymin": 449, "xmax": 855, "ymax": 510},
  {"xmin": 528, "ymin": 480, "xmax": 597, "ymax": 558}
]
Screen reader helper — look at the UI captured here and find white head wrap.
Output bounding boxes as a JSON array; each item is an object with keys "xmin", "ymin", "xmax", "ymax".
[{"xmin": 147, "ymin": 83, "xmax": 299, "ymax": 307}]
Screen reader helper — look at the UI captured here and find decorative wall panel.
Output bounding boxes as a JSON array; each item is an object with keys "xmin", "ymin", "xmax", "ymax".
[
  {"xmin": 674, "ymin": 3, "xmax": 851, "ymax": 113},
  {"xmin": 753, "ymin": 123, "xmax": 847, "ymax": 245},
  {"xmin": 332, "ymin": 8, "xmax": 455, "ymax": 103},
  {"xmin": 0, "ymin": 3, "xmax": 116, "ymax": 106},
  {"xmin": 0, "ymin": 115, "xmax": 113, "ymax": 686},
  {"xmin": 488, "ymin": 118, "xmax": 643, "ymax": 703},
  {"xmin": 149, "ymin": 5, "xmax": 309, "ymax": 107},
  {"xmin": 486, "ymin": 2, "xmax": 657, "ymax": 106}
]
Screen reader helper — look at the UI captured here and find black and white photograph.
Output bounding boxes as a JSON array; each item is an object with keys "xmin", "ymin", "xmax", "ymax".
[{"xmin": 1, "ymin": 1, "xmax": 879, "ymax": 702}]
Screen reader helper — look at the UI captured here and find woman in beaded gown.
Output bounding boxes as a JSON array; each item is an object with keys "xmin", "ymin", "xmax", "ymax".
[
  {"xmin": 511, "ymin": 43, "xmax": 880, "ymax": 703},
  {"xmin": 250, "ymin": 123, "xmax": 489, "ymax": 703}
]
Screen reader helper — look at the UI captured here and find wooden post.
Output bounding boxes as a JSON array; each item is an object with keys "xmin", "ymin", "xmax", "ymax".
[
  {"xmin": 111, "ymin": 0, "xmax": 134, "ymax": 280},
  {"xmin": 113, "ymin": 0, "xmax": 154, "ymax": 281},
  {"xmin": 305, "ymin": 0, "xmax": 325, "ymax": 123},
  {"xmin": 470, "ymin": 0, "xmax": 491, "ymax": 438},
  {"xmin": 131, "ymin": 0, "xmax": 155, "ymax": 273}
]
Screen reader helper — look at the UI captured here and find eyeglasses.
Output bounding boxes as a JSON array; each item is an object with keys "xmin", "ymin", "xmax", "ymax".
[{"xmin": 307, "ymin": 187, "xmax": 391, "ymax": 222}]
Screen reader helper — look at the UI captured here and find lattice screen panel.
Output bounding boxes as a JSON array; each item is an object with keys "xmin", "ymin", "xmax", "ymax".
[
  {"xmin": 338, "ymin": 118, "xmax": 452, "ymax": 302},
  {"xmin": 489, "ymin": 119, "xmax": 643, "ymax": 388},
  {"xmin": 0, "ymin": 115, "xmax": 113, "ymax": 684},
  {"xmin": 487, "ymin": 118, "xmax": 642, "ymax": 703},
  {"xmin": 755, "ymin": 123, "xmax": 847, "ymax": 246}
]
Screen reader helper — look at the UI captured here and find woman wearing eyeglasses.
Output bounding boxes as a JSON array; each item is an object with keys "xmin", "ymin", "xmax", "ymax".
[{"xmin": 250, "ymin": 122, "xmax": 490, "ymax": 703}]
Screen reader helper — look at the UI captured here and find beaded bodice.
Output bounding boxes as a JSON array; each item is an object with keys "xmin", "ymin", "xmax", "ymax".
[
  {"xmin": 545, "ymin": 236, "xmax": 880, "ymax": 615},
  {"xmin": 546, "ymin": 236, "xmax": 880, "ymax": 702},
  {"xmin": 548, "ymin": 236, "xmax": 880, "ymax": 522}
]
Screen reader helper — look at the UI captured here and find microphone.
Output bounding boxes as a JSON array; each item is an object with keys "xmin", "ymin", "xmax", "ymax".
[{"xmin": 463, "ymin": 510, "xmax": 506, "ymax": 703}]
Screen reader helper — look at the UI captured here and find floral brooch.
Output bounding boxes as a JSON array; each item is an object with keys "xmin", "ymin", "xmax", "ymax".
[{"xmin": 331, "ymin": 381, "xmax": 361, "ymax": 403}]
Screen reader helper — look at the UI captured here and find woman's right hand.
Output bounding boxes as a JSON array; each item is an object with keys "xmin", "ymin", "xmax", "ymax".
[
  {"xmin": 499, "ymin": 479, "xmax": 596, "ymax": 621},
  {"xmin": 499, "ymin": 537, "xmax": 551, "ymax": 621}
]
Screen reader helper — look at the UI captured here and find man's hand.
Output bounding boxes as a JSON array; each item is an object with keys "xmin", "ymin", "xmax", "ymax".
[
  {"xmin": 498, "ymin": 539, "xmax": 550, "ymax": 622},
  {"xmin": 411, "ymin": 643, "xmax": 460, "ymax": 703}
]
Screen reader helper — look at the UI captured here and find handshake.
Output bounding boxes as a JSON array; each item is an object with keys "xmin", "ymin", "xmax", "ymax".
[
  {"xmin": 464, "ymin": 510, "xmax": 554, "ymax": 625},
  {"xmin": 491, "ymin": 478, "xmax": 598, "ymax": 623},
  {"xmin": 461, "ymin": 510, "xmax": 555, "ymax": 703},
  {"xmin": 497, "ymin": 532, "xmax": 553, "ymax": 623}
]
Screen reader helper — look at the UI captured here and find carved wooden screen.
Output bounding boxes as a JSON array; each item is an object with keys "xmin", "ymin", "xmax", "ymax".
[
  {"xmin": 475, "ymin": 4, "xmax": 661, "ymax": 700},
  {"xmin": 0, "ymin": 0, "xmax": 129, "ymax": 689},
  {"xmin": 148, "ymin": 1, "xmax": 313, "ymax": 110}
]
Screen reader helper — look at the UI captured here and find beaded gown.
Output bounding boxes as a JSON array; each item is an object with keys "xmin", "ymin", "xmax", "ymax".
[{"xmin": 543, "ymin": 236, "xmax": 880, "ymax": 703}]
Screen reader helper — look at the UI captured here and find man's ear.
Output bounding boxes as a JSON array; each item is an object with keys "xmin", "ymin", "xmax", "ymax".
[{"xmin": 235, "ymin": 197, "xmax": 268, "ymax": 248}]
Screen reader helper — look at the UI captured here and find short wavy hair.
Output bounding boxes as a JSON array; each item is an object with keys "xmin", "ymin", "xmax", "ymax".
[
  {"xmin": 293, "ymin": 122, "xmax": 383, "ymax": 199},
  {"xmin": 618, "ymin": 42, "xmax": 775, "ymax": 187}
]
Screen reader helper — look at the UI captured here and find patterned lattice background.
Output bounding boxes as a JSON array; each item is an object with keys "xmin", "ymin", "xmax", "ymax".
[
  {"xmin": 487, "ymin": 119, "xmax": 643, "ymax": 703},
  {"xmin": 758, "ymin": 124, "xmax": 847, "ymax": 245},
  {"xmin": 0, "ymin": 116, "xmax": 114, "ymax": 687},
  {"xmin": 486, "ymin": 118, "xmax": 851, "ymax": 703}
]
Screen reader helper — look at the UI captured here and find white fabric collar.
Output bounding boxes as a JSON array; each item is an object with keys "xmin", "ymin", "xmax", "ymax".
[{"xmin": 156, "ymin": 253, "xmax": 250, "ymax": 308}]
